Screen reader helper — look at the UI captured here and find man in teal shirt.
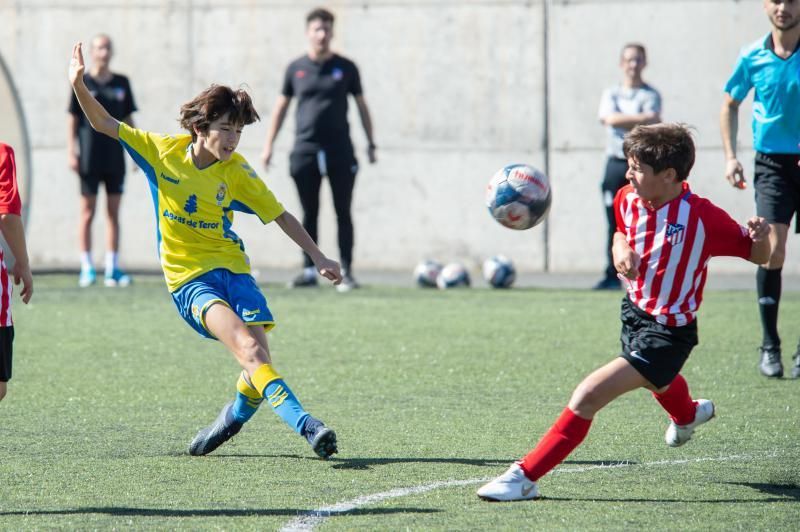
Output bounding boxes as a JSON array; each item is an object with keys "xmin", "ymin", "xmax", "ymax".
[{"xmin": 720, "ymin": 0, "xmax": 800, "ymax": 379}]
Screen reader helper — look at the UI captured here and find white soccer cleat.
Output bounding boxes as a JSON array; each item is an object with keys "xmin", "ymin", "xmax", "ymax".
[
  {"xmin": 477, "ymin": 463, "xmax": 540, "ymax": 502},
  {"xmin": 665, "ymin": 399, "xmax": 715, "ymax": 447}
]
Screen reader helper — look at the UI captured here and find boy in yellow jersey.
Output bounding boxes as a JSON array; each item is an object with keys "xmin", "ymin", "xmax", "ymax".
[{"xmin": 69, "ymin": 42, "xmax": 342, "ymax": 458}]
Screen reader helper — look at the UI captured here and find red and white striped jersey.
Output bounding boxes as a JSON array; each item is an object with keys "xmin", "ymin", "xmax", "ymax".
[
  {"xmin": 0, "ymin": 144, "xmax": 22, "ymax": 327},
  {"xmin": 614, "ymin": 182, "xmax": 752, "ymax": 327}
]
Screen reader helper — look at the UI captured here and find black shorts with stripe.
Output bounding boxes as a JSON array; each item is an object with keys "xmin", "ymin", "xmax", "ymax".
[
  {"xmin": 0, "ymin": 326, "xmax": 15, "ymax": 382},
  {"xmin": 618, "ymin": 297, "xmax": 697, "ymax": 388},
  {"xmin": 754, "ymin": 151, "xmax": 800, "ymax": 232}
]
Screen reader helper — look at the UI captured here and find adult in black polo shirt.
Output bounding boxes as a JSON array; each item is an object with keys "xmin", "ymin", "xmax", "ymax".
[
  {"xmin": 68, "ymin": 34, "xmax": 136, "ymax": 288},
  {"xmin": 262, "ymin": 7, "xmax": 376, "ymax": 292}
]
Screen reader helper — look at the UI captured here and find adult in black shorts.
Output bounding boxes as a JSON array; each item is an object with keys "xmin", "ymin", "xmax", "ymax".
[
  {"xmin": 68, "ymin": 34, "xmax": 136, "ymax": 288},
  {"xmin": 261, "ymin": 7, "xmax": 376, "ymax": 292},
  {"xmin": 721, "ymin": 0, "xmax": 800, "ymax": 379}
]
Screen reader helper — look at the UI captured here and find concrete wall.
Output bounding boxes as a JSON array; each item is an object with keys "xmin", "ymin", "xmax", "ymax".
[{"xmin": 0, "ymin": 0, "xmax": 795, "ymax": 275}]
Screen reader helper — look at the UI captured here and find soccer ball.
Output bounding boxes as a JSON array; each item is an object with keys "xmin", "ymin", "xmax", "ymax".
[
  {"xmin": 436, "ymin": 263, "xmax": 470, "ymax": 289},
  {"xmin": 486, "ymin": 164, "xmax": 551, "ymax": 230},
  {"xmin": 483, "ymin": 255, "xmax": 516, "ymax": 288},
  {"xmin": 414, "ymin": 260, "xmax": 443, "ymax": 288}
]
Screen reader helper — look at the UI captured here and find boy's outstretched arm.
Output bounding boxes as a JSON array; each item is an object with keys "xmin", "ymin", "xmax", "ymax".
[
  {"xmin": 68, "ymin": 42, "xmax": 120, "ymax": 139},
  {"xmin": 745, "ymin": 216, "xmax": 771, "ymax": 265},
  {"xmin": 0, "ymin": 214, "xmax": 32, "ymax": 303},
  {"xmin": 274, "ymin": 211, "xmax": 342, "ymax": 284}
]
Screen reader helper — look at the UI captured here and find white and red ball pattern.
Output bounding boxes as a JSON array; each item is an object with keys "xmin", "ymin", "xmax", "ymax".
[
  {"xmin": 486, "ymin": 164, "xmax": 551, "ymax": 230},
  {"xmin": 414, "ymin": 260, "xmax": 443, "ymax": 288},
  {"xmin": 482, "ymin": 255, "xmax": 516, "ymax": 288},
  {"xmin": 436, "ymin": 262, "xmax": 471, "ymax": 289}
]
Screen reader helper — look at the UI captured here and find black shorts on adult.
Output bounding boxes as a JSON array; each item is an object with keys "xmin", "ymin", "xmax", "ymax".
[
  {"xmin": 754, "ymin": 152, "xmax": 800, "ymax": 231},
  {"xmin": 0, "ymin": 326, "xmax": 15, "ymax": 382},
  {"xmin": 618, "ymin": 297, "xmax": 697, "ymax": 388},
  {"xmin": 290, "ymin": 150, "xmax": 357, "ymax": 184},
  {"xmin": 80, "ymin": 171, "xmax": 125, "ymax": 196}
]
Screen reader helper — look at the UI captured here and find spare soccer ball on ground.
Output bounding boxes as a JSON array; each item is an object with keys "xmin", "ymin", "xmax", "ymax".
[
  {"xmin": 483, "ymin": 255, "xmax": 516, "ymax": 288},
  {"xmin": 486, "ymin": 164, "xmax": 551, "ymax": 230},
  {"xmin": 414, "ymin": 260, "xmax": 443, "ymax": 288},
  {"xmin": 437, "ymin": 263, "xmax": 470, "ymax": 289}
]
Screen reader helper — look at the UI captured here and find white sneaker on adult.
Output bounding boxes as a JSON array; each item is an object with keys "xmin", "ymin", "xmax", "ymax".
[
  {"xmin": 665, "ymin": 399, "xmax": 715, "ymax": 447},
  {"xmin": 477, "ymin": 463, "xmax": 540, "ymax": 502}
]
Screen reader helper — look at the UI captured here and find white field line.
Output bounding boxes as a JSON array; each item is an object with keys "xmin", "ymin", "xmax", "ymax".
[{"xmin": 278, "ymin": 451, "xmax": 780, "ymax": 532}]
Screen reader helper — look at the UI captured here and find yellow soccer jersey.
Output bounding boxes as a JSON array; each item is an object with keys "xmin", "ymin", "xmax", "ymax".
[{"xmin": 118, "ymin": 122, "xmax": 285, "ymax": 292}]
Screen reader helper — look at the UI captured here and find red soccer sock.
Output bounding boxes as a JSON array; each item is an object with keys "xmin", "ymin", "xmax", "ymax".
[
  {"xmin": 518, "ymin": 407, "xmax": 592, "ymax": 481},
  {"xmin": 652, "ymin": 374, "xmax": 697, "ymax": 425}
]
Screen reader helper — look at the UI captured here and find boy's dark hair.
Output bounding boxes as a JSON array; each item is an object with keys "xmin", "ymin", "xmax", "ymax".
[
  {"xmin": 621, "ymin": 42, "xmax": 646, "ymax": 60},
  {"xmin": 623, "ymin": 123, "xmax": 696, "ymax": 181},
  {"xmin": 179, "ymin": 85, "xmax": 260, "ymax": 141},
  {"xmin": 306, "ymin": 7, "xmax": 334, "ymax": 25}
]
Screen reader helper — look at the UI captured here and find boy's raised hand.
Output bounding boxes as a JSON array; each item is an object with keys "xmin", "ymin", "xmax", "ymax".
[{"xmin": 69, "ymin": 42, "xmax": 85, "ymax": 87}]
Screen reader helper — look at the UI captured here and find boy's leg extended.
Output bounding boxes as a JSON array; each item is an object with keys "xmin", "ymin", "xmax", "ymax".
[
  {"xmin": 195, "ymin": 303, "xmax": 337, "ymax": 458},
  {"xmin": 204, "ymin": 303, "xmax": 308, "ymax": 432},
  {"xmin": 521, "ymin": 357, "xmax": 650, "ymax": 480},
  {"xmin": 478, "ymin": 358, "xmax": 648, "ymax": 501}
]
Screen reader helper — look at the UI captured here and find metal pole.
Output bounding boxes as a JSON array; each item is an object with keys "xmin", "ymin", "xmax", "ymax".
[{"xmin": 542, "ymin": 0, "xmax": 551, "ymax": 272}]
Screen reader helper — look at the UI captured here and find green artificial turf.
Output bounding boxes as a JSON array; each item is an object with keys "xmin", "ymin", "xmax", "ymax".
[{"xmin": 0, "ymin": 275, "xmax": 797, "ymax": 530}]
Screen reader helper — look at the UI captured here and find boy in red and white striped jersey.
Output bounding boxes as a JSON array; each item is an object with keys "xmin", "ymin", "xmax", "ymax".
[
  {"xmin": 478, "ymin": 124, "xmax": 771, "ymax": 502},
  {"xmin": 0, "ymin": 143, "xmax": 33, "ymax": 403}
]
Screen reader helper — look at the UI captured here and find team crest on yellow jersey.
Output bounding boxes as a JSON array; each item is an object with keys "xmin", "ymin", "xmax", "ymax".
[{"xmin": 216, "ymin": 183, "xmax": 227, "ymax": 206}]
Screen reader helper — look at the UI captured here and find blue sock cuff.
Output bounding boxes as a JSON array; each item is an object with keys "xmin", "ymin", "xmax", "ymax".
[
  {"xmin": 231, "ymin": 390, "xmax": 262, "ymax": 423},
  {"xmin": 263, "ymin": 379, "xmax": 309, "ymax": 434}
]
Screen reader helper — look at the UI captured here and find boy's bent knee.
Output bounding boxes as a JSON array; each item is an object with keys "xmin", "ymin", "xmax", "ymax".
[
  {"xmin": 568, "ymin": 383, "xmax": 603, "ymax": 417},
  {"xmin": 233, "ymin": 332, "xmax": 265, "ymax": 365}
]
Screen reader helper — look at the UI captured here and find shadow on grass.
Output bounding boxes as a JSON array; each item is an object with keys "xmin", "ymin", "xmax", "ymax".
[
  {"xmin": 193, "ymin": 454, "xmax": 510, "ymax": 469},
  {"xmin": 186, "ymin": 453, "xmax": 635, "ymax": 471},
  {"xmin": 542, "ymin": 496, "xmax": 798, "ymax": 504},
  {"xmin": 0, "ymin": 507, "xmax": 439, "ymax": 518},
  {"xmin": 724, "ymin": 482, "xmax": 800, "ymax": 501},
  {"xmin": 544, "ymin": 481, "xmax": 800, "ymax": 504}
]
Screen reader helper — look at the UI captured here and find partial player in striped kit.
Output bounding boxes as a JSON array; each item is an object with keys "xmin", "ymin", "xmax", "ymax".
[
  {"xmin": 478, "ymin": 124, "xmax": 771, "ymax": 502},
  {"xmin": 0, "ymin": 144, "xmax": 34, "ymax": 403},
  {"xmin": 720, "ymin": 0, "xmax": 800, "ymax": 379}
]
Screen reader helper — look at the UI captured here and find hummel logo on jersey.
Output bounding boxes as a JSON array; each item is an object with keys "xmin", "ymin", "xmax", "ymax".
[
  {"xmin": 160, "ymin": 172, "xmax": 179, "ymax": 184},
  {"xmin": 240, "ymin": 163, "xmax": 258, "ymax": 179},
  {"xmin": 242, "ymin": 309, "xmax": 260, "ymax": 321},
  {"xmin": 665, "ymin": 222, "xmax": 685, "ymax": 246}
]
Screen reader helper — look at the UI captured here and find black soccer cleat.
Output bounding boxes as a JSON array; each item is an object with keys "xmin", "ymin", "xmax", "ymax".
[
  {"xmin": 189, "ymin": 401, "xmax": 243, "ymax": 456},
  {"xmin": 302, "ymin": 417, "xmax": 338, "ymax": 459}
]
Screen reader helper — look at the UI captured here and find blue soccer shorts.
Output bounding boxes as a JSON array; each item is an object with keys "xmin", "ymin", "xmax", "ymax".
[{"xmin": 171, "ymin": 269, "xmax": 275, "ymax": 340}]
